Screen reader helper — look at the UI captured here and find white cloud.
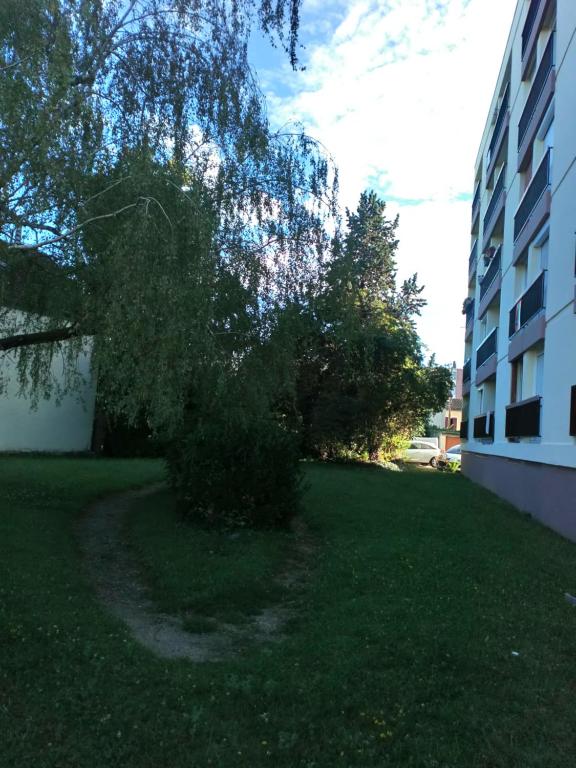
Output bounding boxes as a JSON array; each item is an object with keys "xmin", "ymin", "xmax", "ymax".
[{"xmin": 260, "ymin": 0, "xmax": 518, "ymax": 363}]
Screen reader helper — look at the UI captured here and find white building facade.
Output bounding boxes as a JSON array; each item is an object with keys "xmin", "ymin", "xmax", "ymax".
[
  {"xmin": 461, "ymin": 0, "xmax": 576, "ymax": 539},
  {"xmin": 0, "ymin": 313, "xmax": 96, "ymax": 452}
]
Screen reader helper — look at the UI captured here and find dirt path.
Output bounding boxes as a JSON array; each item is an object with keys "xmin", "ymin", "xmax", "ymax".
[{"xmin": 78, "ymin": 485, "xmax": 315, "ymax": 662}]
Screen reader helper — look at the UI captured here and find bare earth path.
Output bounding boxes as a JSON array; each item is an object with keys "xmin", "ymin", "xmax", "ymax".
[{"xmin": 78, "ymin": 485, "xmax": 315, "ymax": 662}]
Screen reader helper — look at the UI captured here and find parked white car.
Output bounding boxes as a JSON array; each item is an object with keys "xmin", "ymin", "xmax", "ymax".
[
  {"xmin": 437, "ymin": 444, "xmax": 462, "ymax": 471},
  {"xmin": 443, "ymin": 444, "xmax": 462, "ymax": 465},
  {"xmin": 403, "ymin": 440, "xmax": 442, "ymax": 467}
]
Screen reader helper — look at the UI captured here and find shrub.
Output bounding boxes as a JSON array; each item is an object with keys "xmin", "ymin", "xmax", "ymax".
[{"xmin": 167, "ymin": 417, "xmax": 302, "ymax": 529}]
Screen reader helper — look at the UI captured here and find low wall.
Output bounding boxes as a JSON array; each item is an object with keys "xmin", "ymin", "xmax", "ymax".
[{"xmin": 462, "ymin": 450, "xmax": 576, "ymax": 542}]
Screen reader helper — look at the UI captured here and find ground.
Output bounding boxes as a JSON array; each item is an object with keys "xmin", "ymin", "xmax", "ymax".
[{"xmin": 2, "ymin": 456, "xmax": 576, "ymax": 767}]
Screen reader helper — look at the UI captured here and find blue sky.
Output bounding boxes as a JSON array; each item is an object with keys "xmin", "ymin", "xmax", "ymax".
[{"xmin": 249, "ymin": 0, "xmax": 518, "ymax": 365}]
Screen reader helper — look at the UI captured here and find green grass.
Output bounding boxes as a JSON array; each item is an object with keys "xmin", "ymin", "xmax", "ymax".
[
  {"xmin": 126, "ymin": 489, "xmax": 292, "ymax": 626},
  {"xmin": 2, "ymin": 457, "xmax": 576, "ymax": 767}
]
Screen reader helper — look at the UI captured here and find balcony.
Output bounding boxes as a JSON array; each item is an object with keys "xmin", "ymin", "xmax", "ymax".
[
  {"xmin": 462, "ymin": 359, "xmax": 471, "ymax": 396},
  {"xmin": 521, "ymin": 0, "xmax": 554, "ymax": 80},
  {"xmin": 476, "ymin": 327, "xmax": 498, "ymax": 385},
  {"xmin": 474, "ymin": 412, "xmax": 494, "ymax": 440},
  {"xmin": 518, "ymin": 32, "xmax": 555, "ymax": 168},
  {"xmin": 513, "ymin": 149, "xmax": 551, "ymax": 262},
  {"xmin": 465, "ymin": 298, "xmax": 475, "ymax": 340},
  {"xmin": 469, "ymin": 239, "xmax": 478, "ymax": 281},
  {"xmin": 522, "ymin": 0, "xmax": 540, "ymax": 60},
  {"xmin": 487, "ymin": 85, "xmax": 510, "ymax": 181},
  {"xmin": 508, "ymin": 273, "xmax": 546, "ymax": 359},
  {"xmin": 460, "ymin": 420, "xmax": 469, "ymax": 440},
  {"xmin": 509, "ymin": 272, "xmax": 545, "ymax": 337},
  {"xmin": 479, "ymin": 247, "xmax": 501, "ymax": 302},
  {"xmin": 476, "ymin": 327, "xmax": 497, "ymax": 368},
  {"xmin": 506, "ymin": 396, "xmax": 541, "ymax": 438},
  {"xmin": 471, "ymin": 185, "xmax": 480, "ymax": 233},
  {"xmin": 483, "ymin": 168, "xmax": 506, "ymax": 248},
  {"xmin": 478, "ymin": 246, "xmax": 502, "ymax": 319}
]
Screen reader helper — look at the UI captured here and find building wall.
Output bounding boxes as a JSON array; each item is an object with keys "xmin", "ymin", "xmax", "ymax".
[
  {"xmin": 0, "ymin": 342, "xmax": 96, "ymax": 453},
  {"xmin": 462, "ymin": 0, "xmax": 576, "ymax": 538},
  {"xmin": 462, "ymin": 0, "xmax": 576, "ymax": 470}
]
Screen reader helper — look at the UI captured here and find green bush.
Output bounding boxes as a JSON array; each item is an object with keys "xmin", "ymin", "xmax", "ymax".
[{"xmin": 167, "ymin": 417, "xmax": 302, "ymax": 529}]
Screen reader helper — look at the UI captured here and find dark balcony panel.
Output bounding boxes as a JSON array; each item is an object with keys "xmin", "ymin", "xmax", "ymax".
[
  {"xmin": 487, "ymin": 87, "xmax": 510, "ymax": 179},
  {"xmin": 476, "ymin": 327, "xmax": 497, "ymax": 369},
  {"xmin": 521, "ymin": 272, "xmax": 545, "ymax": 326},
  {"xmin": 478, "ymin": 274, "xmax": 502, "ymax": 321},
  {"xmin": 484, "ymin": 169, "xmax": 505, "ymax": 234},
  {"xmin": 506, "ymin": 396, "xmax": 541, "ymax": 437},
  {"xmin": 522, "ymin": 0, "xmax": 540, "ymax": 59},
  {"xmin": 463, "ymin": 359, "xmax": 471, "ymax": 384},
  {"xmin": 570, "ymin": 386, "xmax": 576, "ymax": 437},
  {"xmin": 514, "ymin": 149, "xmax": 551, "ymax": 241},
  {"xmin": 472, "ymin": 185, "xmax": 480, "ymax": 219},
  {"xmin": 508, "ymin": 306, "xmax": 517, "ymax": 338},
  {"xmin": 517, "ymin": 67, "xmax": 554, "ymax": 171},
  {"xmin": 460, "ymin": 420, "xmax": 469, "ymax": 440},
  {"xmin": 465, "ymin": 298, "xmax": 475, "ymax": 325},
  {"xmin": 474, "ymin": 413, "xmax": 494, "ymax": 440},
  {"xmin": 513, "ymin": 189, "xmax": 551, "ymax": 264},
  {"xmin": 522, "ymin": 0, "xmax": 554, "ymax": 80},
  {"xmin": 509, "ymin": 272, "xmax": 546, "ymax": 336},
  {"xmin": 518, "ymin": 33, "xmax": 554, "ymax": 149},
  {"xmin": 479, "ymin": 247, "xmax": 502, "ymax": 301},
  {"xmin": 469, "ymin": 239, "xmax": 478, "ymax": 270}
]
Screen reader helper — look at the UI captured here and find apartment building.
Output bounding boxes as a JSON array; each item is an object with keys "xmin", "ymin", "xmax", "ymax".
[{"xmin": 461, "ymin": 0, "xmax": 576, "ymax": 540}]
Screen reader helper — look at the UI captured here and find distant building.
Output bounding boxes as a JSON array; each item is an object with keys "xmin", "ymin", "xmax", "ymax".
[
  {"xmin": 0, "ymin": 312, "xmax": 95, "ymax": 452},
  {"xmin": 461, "ymin": 0, "xmax": 576, "ymax": 539},
  {"xmin": 430, "ymin": 365, "xmax": 463, "ymax": 450}
]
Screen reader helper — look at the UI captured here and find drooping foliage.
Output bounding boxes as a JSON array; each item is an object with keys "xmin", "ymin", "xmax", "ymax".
[{"xmin": 0, "ymin": 0, "xmax": 337, "ymax": 433}]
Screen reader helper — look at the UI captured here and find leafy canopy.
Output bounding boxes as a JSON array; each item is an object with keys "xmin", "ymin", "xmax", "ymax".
[{"xmin": 0, "ymin": 0, "xmax": 337, "ymax": 431}]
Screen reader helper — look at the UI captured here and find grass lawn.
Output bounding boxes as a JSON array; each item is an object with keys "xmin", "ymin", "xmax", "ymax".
[{"xmin": 2, "ymin": 457, "xmax": 576, "ymax": 767}]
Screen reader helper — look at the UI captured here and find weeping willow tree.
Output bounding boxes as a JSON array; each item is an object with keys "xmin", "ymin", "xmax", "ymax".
[{"xmin": 0, "ymin": 0, "xmax": 337, "ymax": 445}]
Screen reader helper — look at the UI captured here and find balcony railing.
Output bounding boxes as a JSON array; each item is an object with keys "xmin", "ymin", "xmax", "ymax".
[
  {"xmin": 483, "ymin": 168, "xmax": 505, "ymax": 233},
  {"xmin": 479, "ymin": 246, "xmax": 501, "ymax": 301},
  {"xmin": 460, "ymin": 420, "xmax": 469, "ymax": 440},
  {"xmin": 514, "ymin": 149, "xmax": 551, "ymax": 241},
  {"xmin": 508, "ymin": 272, "xmax": 546, "ymax": 336},
  {"xmin": 487, "ymin": 84, "xmax": 509, "ymax": 164},
  {"xmin": 465, "ymin": 298, "xmax": 475, "ymax": 326},
  {"xmin": 474, "ymin": 413, "xmax": 495, "ymax": 440},
  {"xmin": 469, "ymin": 239, "xmax": 478, "ymax": 273},
  {"xmin": 472, "ymin": 185, "xmax": 480, "ymax": 222},
  {"xmin": 518, "ymin": 32, "xmax": 554, "ymax": 149},
  {"xmin": 463, "ymin": 358, "xmax": 471, "ymax": 384},
  {"xmin": 506, "ymin": 396, "xmax": 541, "ymax": 437},
  {"xmin": 522, "ymin": 0, "xmax": 540, "ymax": 59},
  {"xmin": 476, "ymin": 327, "xmax": 497, "ymax": 369}
]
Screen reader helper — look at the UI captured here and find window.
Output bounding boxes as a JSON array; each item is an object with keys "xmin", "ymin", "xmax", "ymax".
[
  {"xmin": 538, "ymin": 237, "xmax": 549, "ymax": 271},
  {"xmin": 511, "ymin": 357, "xmax": 524, "ymax": 403},
  {"xmin": 532, "ymin": 107, "xmax": 554, "ymax": 173},
  {"xmin": 535, "ymin": 353, "xmax": 544, "ymax": 395}
]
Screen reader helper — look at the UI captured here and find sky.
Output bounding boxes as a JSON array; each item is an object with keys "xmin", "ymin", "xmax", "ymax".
[{"xmin": 249, "ymin": 0, "xmax": 518, "ymax": 366}]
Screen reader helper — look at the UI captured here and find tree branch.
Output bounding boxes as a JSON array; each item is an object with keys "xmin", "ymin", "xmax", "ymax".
[
  {"xmin": 7, "ymin": 202, "xmax": 141, "ymax": 251},
  {"xmin": 0, "ymin": 325, "xmax": 80, "ymax": 352}
]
